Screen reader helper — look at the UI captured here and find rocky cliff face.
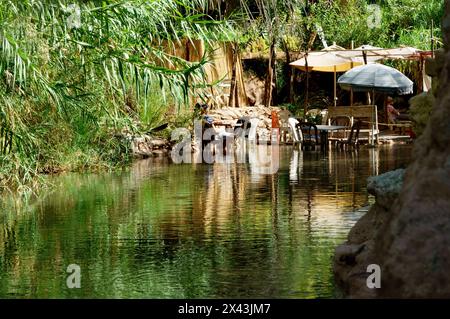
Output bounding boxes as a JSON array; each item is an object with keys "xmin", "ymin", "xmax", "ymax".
[{"xmin": 334, "ymin": 4, "xmax": 450, "ymax": 298}]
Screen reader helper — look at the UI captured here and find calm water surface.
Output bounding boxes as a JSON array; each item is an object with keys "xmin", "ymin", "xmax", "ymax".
[{"xmin": 0, "ymin": 144, "xmax": 412, "ymax": 298}]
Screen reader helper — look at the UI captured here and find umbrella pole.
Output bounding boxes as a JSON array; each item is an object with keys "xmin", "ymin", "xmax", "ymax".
[
  {"xmin": 305, "ymin": 53, "xmax": 309, "ymax": 115},
  {"xmin": 371, "ymin": 89, "xmax": 375, "ymax": 146},
  {"xmin": 334, "ymin": 67, "xmax": 337, "ymax": 107},
  {"xmin": 350, "ymin": 88, "xmax": 353, "ymax": 106}
]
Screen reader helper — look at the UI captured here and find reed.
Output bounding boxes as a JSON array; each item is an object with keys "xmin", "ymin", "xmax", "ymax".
[{"xmin": 0, "ymin": 0, "xmax": 235, "ymax": 192}]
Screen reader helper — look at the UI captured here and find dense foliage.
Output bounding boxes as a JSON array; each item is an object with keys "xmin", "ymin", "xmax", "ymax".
[
  {"xmin": 0, "ymin": 0, "xmax": 234, "ymax": 191},
  {"xmin": 0, "ymin": 0, "xmax": 445, "ymax": 192},
  {"xmin": 244, "ymin": 0, "xmax": 444, "ymax": 53}
]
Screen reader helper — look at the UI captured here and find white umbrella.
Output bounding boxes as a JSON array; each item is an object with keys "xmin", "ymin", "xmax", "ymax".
[
  {"xmin": 290, "ymin": 51, "xmax": 359, "ymax": 72},
  {"xmin": 290, "ymin": 52, "xmax": 362, "ymax": 106},
  {"xmin": 337, "ymin": 63, "xmax": 414, "ymax": 95}
]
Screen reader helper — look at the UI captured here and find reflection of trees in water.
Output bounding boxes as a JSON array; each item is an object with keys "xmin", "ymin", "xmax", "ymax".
[{"xmin": 0, "ymin": 145, "xmax": 413, "ymax": 297}]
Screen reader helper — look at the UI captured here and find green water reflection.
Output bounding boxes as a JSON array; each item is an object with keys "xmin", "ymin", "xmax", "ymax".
[{"xmin": 0, "ymin": 144, "xmax": 412, "ymax": 298}]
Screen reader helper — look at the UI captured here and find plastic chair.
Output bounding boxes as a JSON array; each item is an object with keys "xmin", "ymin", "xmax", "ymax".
[
  {"xmin": 247, "ymin": 118, "xmax": 260, "ymax": 143},
  {"xmin": 329, "ymin": 116, "xmax": 351, "ymax": 142},
  {"xmin": 234, "ymin": 116, "xmax": 251, "ymax": 139},
  {"xmin": 336, "ymin": 120, "xmax": 361, "ymax": 150},
  {"xmin": 278, "ymin": 110, "xmax": 292, "ymax": 143},
  {"xmin": 297, "ymin": 122, "xmax": 319, "ymax": 150},
  {"xmin": 288, "ymin": 117, "xmax": 302, "ymax": 144}
]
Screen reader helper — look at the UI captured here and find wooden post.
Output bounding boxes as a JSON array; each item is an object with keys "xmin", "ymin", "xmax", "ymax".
[
  {"xmin": 304, "ymin": 53, "xmax": 309, "ymax": 116},
  {"xmin": 350, "ymin": 87, "xmax": 354, "ymax": 106},
  {"xmin": 370, "ymin": 90, "xmax": 376, "ymax": 146},
  {"xmin": 229, "ymin": 43, "xmax": 237, "ymax": 107},
  {"xmin": 264, "ymin": 40, "xmax": 276, "ymax": 107},
  {"xmin": 418, "ymin": 56, "xmax": 424, "ymax": 93},
  {"xmin": 333, "ymin": 66, "xmax": 337, "ymax": 107},
  {"xmin": 289, "ymin": 67, "xmax": 295, "ymax": 103},
  {"xmin": 363, "ymin": 51, "xmax": 371, "ymax": 105},
  {"xmin": 374, "ymin": 102, "xmax": 379, "ymax": 144}
]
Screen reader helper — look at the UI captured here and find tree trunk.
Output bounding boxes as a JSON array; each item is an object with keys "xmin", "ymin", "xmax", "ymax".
[
  {"xmin": 283, "ymin": 40, "xmax": 292, "ymax": 104},
  {"xmin": 272, "ymin": 47, "xmax": 278, "ymax": 105},
  {"xmin": 289, "ymin": 68, "xmax": 295, "ymax": 104},
  {"xmin": 229, "ymin": 43, "xmax": 238, "ymax": 107},
  {"xmin": 264, "ymin": 40, "xmax": 276, "ymax": 107},
  {"xmin": 234, "ymin": 44, "xmax": 241, "ymax": 107},
  {"xmin": 303, "ymin": 31, "xmax": 316, "ymax": 116}
]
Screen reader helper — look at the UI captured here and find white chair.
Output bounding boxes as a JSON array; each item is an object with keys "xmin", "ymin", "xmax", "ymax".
[
  {"xmin": 278, "ymin": 110, "xmax": 291, "ymax": 142},
  {"xmin": 217, "ymin": 130, "xmax": 234, "ymax": 139},
  {"xmin": 248, "ymin": 118, "xmax": 260, "ymax": 143},
  {"xmin": 288, "ymin": 117, "xmax": 302, "ymax": 144},
  {"xmin": 320, "ymin": 109, "xmax": 328, "ymax": 124}
]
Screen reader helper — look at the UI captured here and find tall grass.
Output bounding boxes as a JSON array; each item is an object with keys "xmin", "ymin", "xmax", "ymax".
[{"xmin": 0, "ymin": 0, "xmax": 235, "ymax": 192}]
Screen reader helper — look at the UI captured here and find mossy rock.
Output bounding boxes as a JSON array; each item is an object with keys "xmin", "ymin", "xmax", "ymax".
[{"xmin": 409, "ymin": 92, "xmax": 434, "ymax": 136}]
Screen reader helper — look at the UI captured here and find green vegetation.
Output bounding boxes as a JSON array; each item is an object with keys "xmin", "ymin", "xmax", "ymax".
[
  {"xmin": 244, "ymin": 0, "xmax": 444, "ymax": 53},
  {"xmin": 0, "ymin": 0, "xmax": 234, "ymax": 192},
  {"xmin": 0, "ymin": 0, "xmax": 445, "ymax": 192},
  {"xmin": 242, "ymin": 0, "xmax": 444, "ymax": 108},
  {"xmin": 311, "ymin": 0, "xmax": 443, "ymax": 50}
]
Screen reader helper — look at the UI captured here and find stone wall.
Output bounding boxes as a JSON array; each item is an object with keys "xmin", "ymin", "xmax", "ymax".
[{"xmin": 208, "ymin": 105, "xmax": 281, "ymax": 141}]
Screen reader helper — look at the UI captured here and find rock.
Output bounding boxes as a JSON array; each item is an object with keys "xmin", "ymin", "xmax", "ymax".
[
  {"xmin": 335, "ymin": 244, "xmax": 366, "ymax": 266},
  {"xmin": 149, "ymin": 138, "xmax": 169, "ymax": 148},
  {"xmin": 126, "ymin": 134, "xmax": 170, "ymax": 158},
  {"xmin": 245, "ymin": 76, "xmax": 265, "ymax": 106},
  {"xmin": 152, "ymin": 149, "xmax": 167, "ymax": 156},
  {"xmin": 409, "ymin": 92, "xmax": 435, "ymax": 136},
  {"xmin": 367, "ymin": 169, "xmax": 405, "ymax": 210},
  {"xmin": 425, "ymin": 57, "xmax": 439, "ymax": 77}
]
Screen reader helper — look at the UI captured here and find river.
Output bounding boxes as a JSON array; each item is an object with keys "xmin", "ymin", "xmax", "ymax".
[{"xmin": 0, "ymin": 144, "xmax": 412, "ymax": 298}]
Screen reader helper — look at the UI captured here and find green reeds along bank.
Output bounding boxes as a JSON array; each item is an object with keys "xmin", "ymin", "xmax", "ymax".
[{"xmin": 0, "ymin": 0, "xmax": 235, "ymax": 192}]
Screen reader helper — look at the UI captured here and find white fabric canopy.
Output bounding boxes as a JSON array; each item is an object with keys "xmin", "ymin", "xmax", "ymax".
[
  {"xmin": 289, "ymin": 51, "xmax": 361, "ymax": 73},
  {"xmin": 290, "ymin": 52, "xmax": 362, "ymax": 106}
]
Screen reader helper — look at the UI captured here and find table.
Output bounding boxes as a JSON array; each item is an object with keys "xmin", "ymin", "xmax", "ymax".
[
  {"xmin": 315, "ymin": 125, "xmax": 347, "ymax": 131},
  {"xmin": 315, "ymin": 125, "xmax": 347, "ymax": 149},
  {"xmin": 212, "ymin": 120, "xmax": 235, "ymax": 129}
]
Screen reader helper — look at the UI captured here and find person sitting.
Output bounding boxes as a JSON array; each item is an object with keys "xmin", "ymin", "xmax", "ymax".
[{"xmin": 387, "ymin": 97, "xmax": 410, "ymax": 123}]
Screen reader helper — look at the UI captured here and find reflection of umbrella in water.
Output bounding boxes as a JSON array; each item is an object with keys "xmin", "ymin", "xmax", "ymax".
[{"xmin": 290, "ymin": 52, "xmax": 362, "ymax": 106}]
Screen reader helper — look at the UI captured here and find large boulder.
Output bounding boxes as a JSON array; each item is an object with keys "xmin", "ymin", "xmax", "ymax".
[{"xmin": 334, "ymin": 170, "xmax": 406, "ymax": 298}]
